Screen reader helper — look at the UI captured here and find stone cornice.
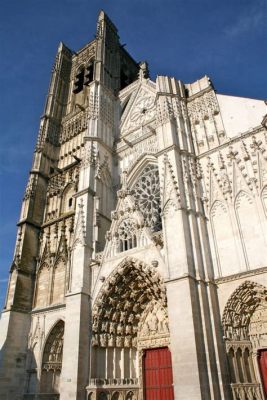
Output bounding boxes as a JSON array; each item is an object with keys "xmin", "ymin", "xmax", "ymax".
[
  {"xmin": 215, "ymin": 266, "xmax": 267, "ymax": 285},
  {"xmin": 41, "ymin": 211, "xmax": 75, "ymax": 228},
  {"xmin": 31, "ymin": 303, "xmax": 66, "ymax": 315},
  {"xmin": 17, "ymin": 219, "xmax": 41, "ymax": 229},
  {"xmin": 165, "ymin": 273, "xmax": 216, "ymax": 286},
  {"xmin": 186, "ymin": 85, "xmax": 213, "ymax": 102}
]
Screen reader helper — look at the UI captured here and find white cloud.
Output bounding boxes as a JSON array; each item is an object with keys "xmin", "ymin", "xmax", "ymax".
[{"xmin": 224, "ymin": 2, "xmax": 266, "ymax": 38}]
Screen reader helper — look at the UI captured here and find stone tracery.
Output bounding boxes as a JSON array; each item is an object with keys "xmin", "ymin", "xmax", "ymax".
[
  {"xmin": 132, "ymin": 164, "xmax": 162, "ymax": 232},
  {"xmin": 40, "ymin": 320, "xmax": 64, "ymax": 394},
  {"xmin": 117, "ymin": 218, "xmax": 137, "ymax": 252}
]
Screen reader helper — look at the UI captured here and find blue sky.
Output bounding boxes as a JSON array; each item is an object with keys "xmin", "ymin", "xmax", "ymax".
[{"xmin": 0, "ymin": 0, "xmax": 266, "ymax": 308}]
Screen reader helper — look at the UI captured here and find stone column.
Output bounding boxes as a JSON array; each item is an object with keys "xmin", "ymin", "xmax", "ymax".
[{"xmin": 156, "ymin": 75, "xmax": 231, "ymax": 400}]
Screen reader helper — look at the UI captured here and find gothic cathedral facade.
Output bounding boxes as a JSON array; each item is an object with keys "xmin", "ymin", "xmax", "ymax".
[{"xmin": 1, "ymin": 11, "xmax": 267, "ymax": 400}]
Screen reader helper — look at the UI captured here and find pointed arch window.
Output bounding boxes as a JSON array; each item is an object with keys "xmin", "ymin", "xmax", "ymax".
[
  {"xmin": 73, "ymin": 66, "xmax": 85, "ymax": 94},
  {"xmin": 118, "ymin": 218, "xmax": 137, "ymax": 252},
  {"xmin": 40, "ymin": 320, "xmax": 64, "ymax": 394},
  {"xmin": 73, "ymin": 59, "xmax": 95, "ymax": 93}
]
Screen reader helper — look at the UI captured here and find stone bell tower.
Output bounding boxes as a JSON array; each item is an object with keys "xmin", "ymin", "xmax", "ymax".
[{"xmin": 0, "ymin": 11, "xmax": 139, "ymax": 400}]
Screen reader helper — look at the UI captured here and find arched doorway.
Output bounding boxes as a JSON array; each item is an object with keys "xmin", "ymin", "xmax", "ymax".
[
  {"xmin": 40, "ymin": 320, "xmax": 64, "ymax": 395},
  {"xmin": 88, "ymin": 257, "xmax": 174, "ymax": 400},
  {"xmin": 222, "ymin": 281, "xmax": 267, "ymax": 399}
]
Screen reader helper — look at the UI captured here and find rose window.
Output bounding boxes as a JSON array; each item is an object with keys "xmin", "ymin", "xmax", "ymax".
[{"xmin": 133, "ymin": 165, "xmax": 162, "ymax": 232}]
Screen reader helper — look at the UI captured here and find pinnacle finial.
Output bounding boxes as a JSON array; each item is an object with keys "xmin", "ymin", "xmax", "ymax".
[
  {"xmin": 98, "ymin": 9, "xmax": 105, "ymax": 20},
  {"xmin": 138, "ymin": 61, "xmax": 149, "ymax": 80}
]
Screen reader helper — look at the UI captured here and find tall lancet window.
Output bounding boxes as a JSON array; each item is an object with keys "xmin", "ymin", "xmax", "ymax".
[{"xmin": 133, "ymin": 164, "xmax": 162, "ymax": 232}]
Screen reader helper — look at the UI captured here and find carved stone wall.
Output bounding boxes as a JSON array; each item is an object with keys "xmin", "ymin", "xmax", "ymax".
[{"xmin": 200, "ymin": 131, "xmax": 267, "ymax": 277}]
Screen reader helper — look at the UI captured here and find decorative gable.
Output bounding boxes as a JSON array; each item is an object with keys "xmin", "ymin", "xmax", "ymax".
[
  {"xmin": 102, "ymin": 188, "xmax": 153, "ymax": 260},
  {"xmin": 120, "ymin": 82, "xmax": 156, "ymax": 134}
]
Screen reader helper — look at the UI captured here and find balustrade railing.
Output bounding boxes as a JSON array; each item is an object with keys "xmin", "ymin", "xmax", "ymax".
[{"xmin": 88, "ymin": 378, "xmax": 139, "ymax": 386}]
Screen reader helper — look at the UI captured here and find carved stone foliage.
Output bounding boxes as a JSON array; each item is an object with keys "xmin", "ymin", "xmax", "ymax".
[
  {"xmin": 203, "ymin": 132, "xmax": 267, "ymax": 211},
  {"xmin": 71, "ymin": 199, "xmax": 86, "ymax": 249},
  {"xmin": 222, "ymin": 281, "xmax": 267, "ymax": 341},
  {"xmin": 161, "ymin": 154, "xmax": 180, "ymax": 215},
  {"xmin": 91, "ymin": 258, "xmax": 167, "ymax": 349},
  {"xmin": 132, "ymin": 164, "xmax": 162, "ymax": 232}
]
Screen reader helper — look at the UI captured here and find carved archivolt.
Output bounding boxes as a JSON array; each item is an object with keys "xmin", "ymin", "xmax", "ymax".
[
  {"xmin": 223, "ymin": 281, "xmax": 267, "ymax": 399},
  {"xmin": 92, "ymin": 257, "xmax": 167, "ymax": 349},
  {"xmin": 222, "ymin": 281, "xmax": 267, "ymax": 341}
]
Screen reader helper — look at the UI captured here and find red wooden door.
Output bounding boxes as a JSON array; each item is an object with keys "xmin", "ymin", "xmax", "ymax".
[
  {"xmin": 258, "ymin": 350, "xmax": 267, "ymax": 395},
  {"xmin": 143, "ymin": 347, "xmax": 174, "ymax": 400}
]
